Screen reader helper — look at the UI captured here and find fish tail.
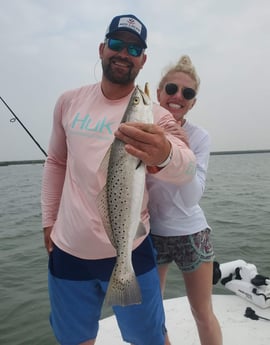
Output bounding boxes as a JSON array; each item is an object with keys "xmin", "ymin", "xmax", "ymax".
[{"xmin": 105, "ymin": 266, "xmax": 142, "ymax": 307}]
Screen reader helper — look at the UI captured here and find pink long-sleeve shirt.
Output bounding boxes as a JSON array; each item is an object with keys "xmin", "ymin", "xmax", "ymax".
[{"xmin": 41, "ymin": 83, "xmax": 196, "ymax": 259}]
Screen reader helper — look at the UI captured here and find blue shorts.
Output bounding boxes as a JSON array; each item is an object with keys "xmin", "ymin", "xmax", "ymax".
[
  {"xmin": 48, "ymin": 236, "xmax": 166, "ymax": 345},
  {"xmin": 151, "ymin": 229, "xmax": 215, "ymax": 272}
]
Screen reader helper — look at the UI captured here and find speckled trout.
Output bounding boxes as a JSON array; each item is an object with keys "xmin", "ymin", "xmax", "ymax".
[{"xmin": 97, "ymin": 84, "xmax": 153, "ymax": 306}]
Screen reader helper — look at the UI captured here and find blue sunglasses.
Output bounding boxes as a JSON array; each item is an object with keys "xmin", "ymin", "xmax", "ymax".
[{"xmin": 106, "ymin": 38, "xmax": 144, "ymax": 57}]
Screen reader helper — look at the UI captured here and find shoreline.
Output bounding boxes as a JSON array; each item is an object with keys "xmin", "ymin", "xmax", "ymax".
[{"xmin": 0, "ymin": 149, "xmax": 270, "ymax": 166}]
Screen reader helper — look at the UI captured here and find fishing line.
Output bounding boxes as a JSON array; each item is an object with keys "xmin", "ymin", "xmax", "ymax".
[{"xmin": 0, "ymin": 96, "xmax": 47, "ymax": 157}]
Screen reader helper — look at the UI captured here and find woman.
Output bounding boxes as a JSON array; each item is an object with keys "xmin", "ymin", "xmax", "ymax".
[{"xmin": 147, "ymin": 55, "xmax": 222, "ymax": 345}]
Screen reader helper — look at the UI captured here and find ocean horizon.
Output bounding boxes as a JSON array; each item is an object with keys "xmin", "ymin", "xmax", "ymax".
[{"xmin": 1, "ymin": 149, "xmax": 270, "ymax": 167}]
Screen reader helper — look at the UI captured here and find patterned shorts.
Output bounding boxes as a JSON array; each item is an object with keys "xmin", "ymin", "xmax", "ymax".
[{"xmin": 151, "ymin": 229, "xmax": 215, "ymax": 272}]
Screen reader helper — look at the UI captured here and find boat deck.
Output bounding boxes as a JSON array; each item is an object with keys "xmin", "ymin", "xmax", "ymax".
[{"xmin": 96, "ymin": 294, "xmax": 270, "ymax": 344}]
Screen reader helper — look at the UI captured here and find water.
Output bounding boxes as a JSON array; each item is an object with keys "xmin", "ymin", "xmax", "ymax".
[{"xmin": 0, "ymin": 153, "xmax": 269, "ymax": 344}]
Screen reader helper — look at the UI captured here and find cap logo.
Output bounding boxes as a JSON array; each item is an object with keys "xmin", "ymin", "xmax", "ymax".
[{"xmin": 118, "ymin": 17, "xmax": 142, "ymax": 35}]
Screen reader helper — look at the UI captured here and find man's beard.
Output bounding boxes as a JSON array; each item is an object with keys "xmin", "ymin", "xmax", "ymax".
[{"xmin": 102, "ymin": 57, "xmax": 138, "ymax": 85}]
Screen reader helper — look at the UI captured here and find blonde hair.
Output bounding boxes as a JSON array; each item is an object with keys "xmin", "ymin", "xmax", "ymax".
[{"xmin": 159, "ymin": 55, "xmax": 200, "ymax": 92}]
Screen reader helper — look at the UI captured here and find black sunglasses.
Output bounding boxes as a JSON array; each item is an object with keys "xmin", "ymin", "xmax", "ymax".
[
  {"xmin": 106, "ymin": 38, "xmax": 144, "ymax": 57},
  {"xmin": 165, "ymin": 83, "xmax": 196, "ymax": 100}
]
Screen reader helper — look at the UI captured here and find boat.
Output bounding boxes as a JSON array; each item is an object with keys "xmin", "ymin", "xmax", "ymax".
[
  {"xmin": 96, "ymin": 260, "xmax": 270, "ymax": 344},
  {"xmin": 214, "ymin": 260, "xmax": 270, "ymax": 309}
]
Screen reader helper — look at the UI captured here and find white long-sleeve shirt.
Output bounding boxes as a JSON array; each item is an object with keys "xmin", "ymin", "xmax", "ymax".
[
  {"xmin": 41, "ymin": 83, "xmax": 196, "ymax": 259},
  {"xmin": 147, "ymin": 120, "xmax": 211, "ymax": 236}
]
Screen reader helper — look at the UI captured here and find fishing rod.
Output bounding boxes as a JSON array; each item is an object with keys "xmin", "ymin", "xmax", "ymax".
[{"xmin": 0, "ymin": 96, "xmax": 47, "ymax": 157}]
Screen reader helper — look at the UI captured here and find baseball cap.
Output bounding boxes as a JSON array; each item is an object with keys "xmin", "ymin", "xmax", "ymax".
[{"xmin": 105, "ymin": 14, "xmax": 147, "ymax": 48}]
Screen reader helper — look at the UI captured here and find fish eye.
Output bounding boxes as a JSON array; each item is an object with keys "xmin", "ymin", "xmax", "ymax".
[{"xmin": 133, "ymin": 97, "xmax": 140, "ymax": 104}]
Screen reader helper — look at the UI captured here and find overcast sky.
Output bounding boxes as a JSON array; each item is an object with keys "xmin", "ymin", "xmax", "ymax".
[{"xmin": 1, "ymin": 0, "xmax": 269, "ymax": 161}]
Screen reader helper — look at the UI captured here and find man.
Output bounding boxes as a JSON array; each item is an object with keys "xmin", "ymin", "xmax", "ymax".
[{"xmin": 42, "ymin": 14, "xmax": 196, "ymax": 345}]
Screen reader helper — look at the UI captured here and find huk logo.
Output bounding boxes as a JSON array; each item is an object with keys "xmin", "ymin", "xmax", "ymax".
[{"xmin": 70, "ymin": 113, "xmax": 114, "ymax": 139}]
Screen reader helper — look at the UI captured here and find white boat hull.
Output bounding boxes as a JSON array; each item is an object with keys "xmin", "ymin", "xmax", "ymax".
[{"xmin": 96, "ymin": 294, "xmax": 270, "ymax": 344}]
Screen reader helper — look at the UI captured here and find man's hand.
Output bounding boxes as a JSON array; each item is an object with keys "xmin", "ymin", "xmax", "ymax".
[
  {"xmin": 43, "ymin": 226, "xmax": 53, "ymax": 254},
  {"xmin": 114, "ymin": 122, "xmax": 171, "ymax": 166}
]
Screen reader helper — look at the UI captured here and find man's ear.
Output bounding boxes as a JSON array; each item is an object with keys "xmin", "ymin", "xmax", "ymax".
[
  {"xmin": 99, "ymin": 42, "xmax": 105, "ymax": 58},
  {"xmin": 140, "ymin": 53, "xmax": 147, "ymax": 69}
]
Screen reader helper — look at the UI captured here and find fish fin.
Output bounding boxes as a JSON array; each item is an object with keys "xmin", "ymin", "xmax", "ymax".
[
  {"xmin": 96, "ymin": 146, "xmax": 117, "ymax": 247},
  {"xmin": 136, "ymin": 160, "xmax": 143, "ymax": 169},
  {"xmin": 98, "ymin": 146, "xmax": 111, "ymax": 176},
  {"xmin": 105, "ymin": 265, "xmax": 142, "ymax": 306},
  {"xmin": 136, "ymin": 83, "xmax": 152, "ymax": 106},
  {"xmin": 96, "ymin": 186, "xmax": 116, "ymax": 248},
  {"xmin": 134, "ymin": 221, "xmax": 147, "ymax": 240},
  {"xmin": 144, "ymin": 82, "xmax": 150, "ymax": 98}
]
